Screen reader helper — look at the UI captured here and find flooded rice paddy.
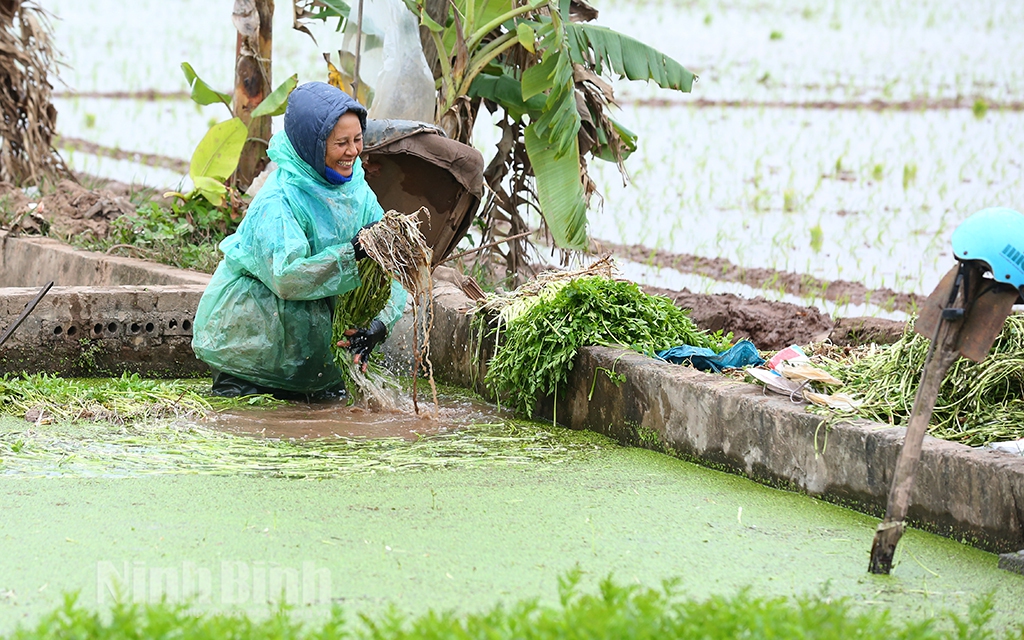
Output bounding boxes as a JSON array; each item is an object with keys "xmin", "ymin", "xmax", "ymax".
[{"xmin": 46, "ymin": 0, "xmax": 1024, "ymax": 316}]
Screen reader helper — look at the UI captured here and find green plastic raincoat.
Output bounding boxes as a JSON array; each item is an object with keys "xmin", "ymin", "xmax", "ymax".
[{"xmin": 192, "ymin": 129, "xmax": 407, "ymax": 393}]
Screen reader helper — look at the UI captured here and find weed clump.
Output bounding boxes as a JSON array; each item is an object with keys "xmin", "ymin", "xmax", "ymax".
[{"xmin": 815, "ymin": 315, "xmax": 1024, "ymax": 445}]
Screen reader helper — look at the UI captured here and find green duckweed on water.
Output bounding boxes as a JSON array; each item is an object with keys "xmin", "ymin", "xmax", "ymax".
[
  {"xmin": 2, "ymin": 378, "xmax": 1024, "ymax": 634},
  {"xmin": 3, "ymin": 411, "xmax": 1024, "ymax": 633}
]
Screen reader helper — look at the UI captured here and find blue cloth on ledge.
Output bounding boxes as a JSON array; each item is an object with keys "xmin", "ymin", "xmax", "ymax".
[{"xmin": 656, "ymin": 339, "xmax": 765, "ymax": 373}]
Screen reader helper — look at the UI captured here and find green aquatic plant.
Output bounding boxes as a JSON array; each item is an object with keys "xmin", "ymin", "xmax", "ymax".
[
  {"xmin": 331, "ymin": 257, "xmax": 394, "ymax": 398},
  {"xmin": 0, "ymin": 373, "xmax": 281, "ymax": 425},
  {"xmin": 331, "ymin": 209, "xmax": 435, "ymax": 407},
  {"xmin": 815, "ymin": 315, "xmax": 1024, "ymax": 445},
  {"xmin": 0, "ymin": 418, "xmax": 608, "ymax": 478},
  {"xmin": 483, "ymin": 276, "xmax": 731, "ymax": 416}
]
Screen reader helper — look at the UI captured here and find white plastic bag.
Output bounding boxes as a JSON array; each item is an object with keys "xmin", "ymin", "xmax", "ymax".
[{"xmin": 365, "ymin": 0, "xmax": 436, "ymax": 123}]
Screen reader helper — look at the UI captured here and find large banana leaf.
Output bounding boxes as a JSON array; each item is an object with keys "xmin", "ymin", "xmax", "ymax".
[
  {"xmin": 440, "ymin": 0, "xmax": 517, "ymax": 57},
  {"xmin": 565, "ymin": 23, "xmax": 695, "ymax": 92},
  {"xmin": 181, "ymin": 62, "xmax": 232, "ymax": 108},
  {"xmin": 591, "ymin": 117, "xmax": 638, "ymax": 163},
  {"xmin": 529, "ymin": 53, "xmax": 580, "ymax": 158},
  {"xmin": 468, "ymin": 71, "xmax": 546, "ymax": 120},
  {"xmin": 189, "ymin": 118, "xmax": 248, "ymax": 206},
  {"xmin": 524, "ymin": 122, "xmax": 587, "ymax": 250}
]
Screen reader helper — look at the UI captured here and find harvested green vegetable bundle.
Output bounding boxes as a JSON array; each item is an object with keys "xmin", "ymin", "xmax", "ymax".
[
  {"xmin": 331, "ymin": 257, "xmax": 393, "ymax": 400},
  {"xmin": 815, "ymin": 314, "xmax": 1024, "ymax": 446},
  {"xmin": 483, "ymin": 274, "xmax": 732, "ymax": 416},
  {"xmin": 331, "ymin": 209, "xmax": 435, "ymax": 412}
]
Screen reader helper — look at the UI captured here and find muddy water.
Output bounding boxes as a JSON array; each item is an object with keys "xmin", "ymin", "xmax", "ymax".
[{"xmin": 206, "ymin": 394, "xmax": 509, "ymax": 441}]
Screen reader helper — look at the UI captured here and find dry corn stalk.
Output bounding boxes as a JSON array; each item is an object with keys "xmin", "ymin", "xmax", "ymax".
[{"xmin": 0, "ymin": 1, "xmax": 69, "ymax": 185}]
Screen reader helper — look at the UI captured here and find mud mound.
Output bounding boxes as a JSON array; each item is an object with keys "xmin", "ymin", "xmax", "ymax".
[
  {"xmin": 645, "ymin": 286, "xmax": 835, "ymax": 351},
  {"xmin": 0, "ymin": 182, "xmax": 34, "ymax": 222},
  {"xmin": 828, "ymin": 316, "xmax": 907, "ymax": 346}
]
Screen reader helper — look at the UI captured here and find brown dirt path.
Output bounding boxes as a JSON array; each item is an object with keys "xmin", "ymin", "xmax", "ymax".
[{"xmin": 595, "ymin": 239, "xmax": 921, "ymax": 314}]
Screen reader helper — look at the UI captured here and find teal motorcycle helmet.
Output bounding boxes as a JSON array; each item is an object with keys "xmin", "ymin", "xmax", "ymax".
[{"xmin": 951, "ymin": 207, "xmax": 1024, "ymax": 295}]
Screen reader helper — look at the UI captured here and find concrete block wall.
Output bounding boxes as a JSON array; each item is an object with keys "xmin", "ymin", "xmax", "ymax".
[
  {"xmin": 0, "ymin": 285, "xmax": 208, "ymax": 377},
  {"xmin": 1, "ymin": 233, "xmax": 212, "ymax": 377}
]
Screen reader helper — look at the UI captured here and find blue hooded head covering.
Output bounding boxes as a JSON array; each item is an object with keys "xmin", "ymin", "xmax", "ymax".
[{"xmin": 283, "ymin": 82, "xmax": 368, "ymax": 183}]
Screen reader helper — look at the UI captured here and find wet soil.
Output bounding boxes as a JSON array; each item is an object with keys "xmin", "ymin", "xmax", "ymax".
[
  {"xmin": 1, "ymin": 180, "xmax": 908, "ymax": 352},
  {"xmin": 597, "ymin": 238, "xmax": 921, "ymax": 314}
]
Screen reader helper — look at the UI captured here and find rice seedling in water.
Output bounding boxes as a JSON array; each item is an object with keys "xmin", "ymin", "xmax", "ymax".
[
  {"xmin": 813, "ymin": 315, "xmax": 1024, "ymax": 445},
  {"xmin": 902, "ymin": 162, "xmax": 918, "ymax": 189}
]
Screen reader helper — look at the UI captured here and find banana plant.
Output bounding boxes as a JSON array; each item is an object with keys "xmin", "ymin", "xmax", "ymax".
[
  {"xmin": 403, "ymin": 0, "xmax": 696, "ymax": 253},
  {"xmin": 164, "ymin": 63, "xmax": 298, "ymax": 207}
]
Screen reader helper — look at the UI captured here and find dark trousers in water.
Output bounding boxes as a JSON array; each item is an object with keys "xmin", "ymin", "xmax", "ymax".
[{"xmin": 210, "ymin": 369, "xmax": 345, "ymax": 402}]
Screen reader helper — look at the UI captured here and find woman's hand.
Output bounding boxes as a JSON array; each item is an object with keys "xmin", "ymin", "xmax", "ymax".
[
  {"xmin": 336, "ymin": 319, "xmax": 387, "ymax": 371},
  {"xmin": 350, "ymin": 221, "xmax": 379, "ymax": 261}
]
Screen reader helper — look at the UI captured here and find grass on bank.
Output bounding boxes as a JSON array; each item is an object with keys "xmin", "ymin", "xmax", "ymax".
[
  {"xmin": 76, "ymin": 198, "xmax": 237, "ymax": 273},
  {"xmin": 6, "ymin": 572, "xmax": 1012, "ymax": 640}
]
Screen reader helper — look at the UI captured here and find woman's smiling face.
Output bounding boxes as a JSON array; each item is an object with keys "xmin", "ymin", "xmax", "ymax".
[{"xmin": 324, "ymin": 112, "xmax": 363, "ymax": 177}]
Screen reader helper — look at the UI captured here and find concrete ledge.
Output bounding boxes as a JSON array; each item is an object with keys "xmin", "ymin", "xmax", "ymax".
[
  {"xmin": 417, "ymin": 275, "xmax": 1024, "ymax": 553},
  {"xmin": 0, "ymin": 233, "xmax": 212, "ymax": 287},
  {"xmin": 0, "ymin": 233, "xmax": 211, "ymax": 377},
  {"xmin": 0, "ymin": 285, "xmax": 208, "ymax": 377}
]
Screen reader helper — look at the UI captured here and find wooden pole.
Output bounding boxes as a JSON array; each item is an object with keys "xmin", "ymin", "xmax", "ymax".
[
  {"xmin": 352, "ymin": 0, "xmax": 364, "ymax": 100},
  {"xmin": 868, "ymin": 314, "xmax": 961, "ymax": 574}
]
